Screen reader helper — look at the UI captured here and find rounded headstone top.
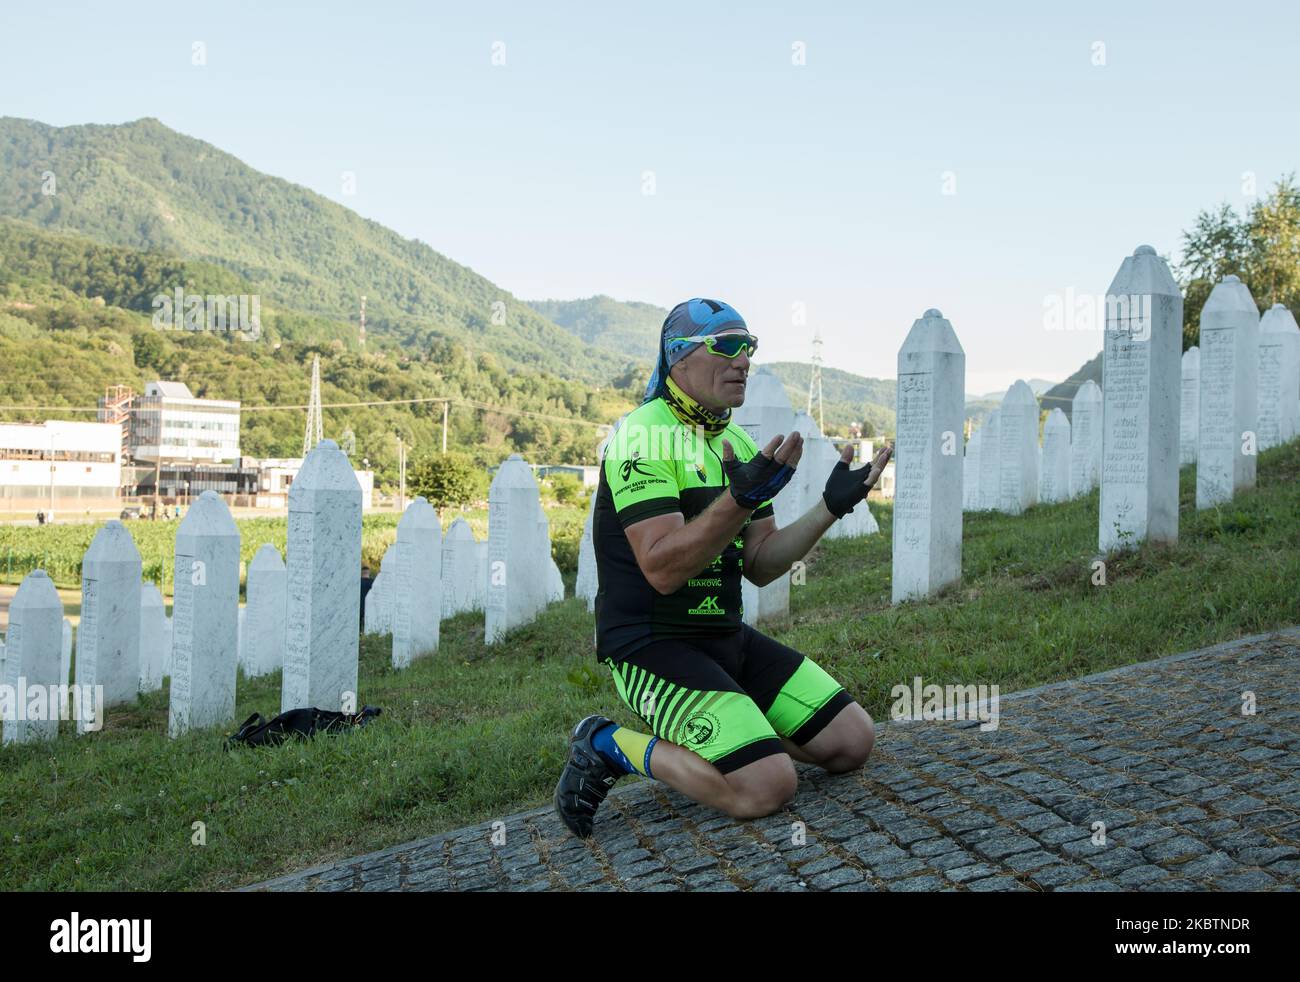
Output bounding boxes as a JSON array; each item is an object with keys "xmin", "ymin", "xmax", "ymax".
[
  {"xmin": 923, "ymin": 308, "xmax": 943, "ymax": 318},
  {"xmin": 397, "ymin": 496, "xmax": 440, "ymax": 531},
  {"xmin": 444, "ymin": 516, "xmax": 474, "ymax": 539},
  {"xmin": 1135, "ymin": 245, "xmax": 1156, "ymax": 256},
  {"xmin": 13, "ymin": 567, "xmax": 62, "ymax": 609},
  {"xmin": 1260, "ymin": 303, "xmax": 1300, "ymax": 333},
  {"xmin": 1002, "ymin": 379, "xmax": 1039, "ymax": 406},
  {"xmin": 178, "ymin": 488, "xmax": 239, "ymax": 535},
  {"xmin": 85, "ymin": 518, "xmax": 143, "ymax": 563},
  {"xmin": 1222, "ymin": 274, "xmax": 1240, "ymax": 283},
  {"xmin": 249, "ymin": 543, "xmax": 285, "ymax": 570}
]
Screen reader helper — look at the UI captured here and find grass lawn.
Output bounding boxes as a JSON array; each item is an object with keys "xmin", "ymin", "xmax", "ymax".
[{"xmin": 1, "ymin": 441, "xmax": 1297, "ymax": 890}]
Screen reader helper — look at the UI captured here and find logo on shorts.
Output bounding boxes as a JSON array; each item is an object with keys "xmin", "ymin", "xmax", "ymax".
[
  {"xmin": 688, "ymin": 596, "xmax": 725, "ymax": 615},
  {"xmin": 682, "ymin": 710, "xmax": 720, "ymax": 749}
]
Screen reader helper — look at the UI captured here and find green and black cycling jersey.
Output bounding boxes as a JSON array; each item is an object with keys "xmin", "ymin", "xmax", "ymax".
[{"xmin": 593, "ymin": 396, "xmax": 774, "ymax": 663}]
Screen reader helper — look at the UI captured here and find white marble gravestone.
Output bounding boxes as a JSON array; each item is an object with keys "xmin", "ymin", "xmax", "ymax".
[
  {"xmin": 576, "ymin": 516, "xmax": 598, "ymax": 612},
  {"xmin": 1180, "ymin": 347, "xmax": 1200, "ymax": 466},
  {"xmin": 892, "ymin": 309, "xmax": 965, "ymax": 603},
  {"xmin": 139, "ymin": 583, "xmax": 167, "ymax": 693},
  {"xmin": 1258, "ymin": 304, "xmax": 1300, "ymax": 449},
  {"xmin": 537, "ymin": 513, "xmax": 565, "ymax": 605},
  {"xmin": 162, "ymin": 615, "xmax": 171, "ymax": 677},
  {"xmin": 1196, "ymin": 275, "xmax": 1259, "ymax": 509},
  {"xmin": 977, "ymin": 410, "xmax": 1002, "ymax": 511},
  {"xmin": 575, "ymin": 491, "xmax": 599, "ymax": 612},
  {"xmin": 1040, "ymin": 409, "xmax": 1072, "ymax": 504},
  {"xmin": 1069, "ymin": 380, "xmax": 1103, "ymax": 497},
  {"xmin": 733, "ymin": 367, "xmax": 798, "ymax": 621},
  {"xmin": 169, "ymin": 491, "xmax": 241, "ymax": 737},
  {"xmin": 441, "ymin": 518, "xmax": 482, "ymax": 617},
  {"xmin": 236, "ymin": 606, "xmax": 246, "ymax": 674},
  {"xmin": 963, "ymin": 428, "xmax": 982, "ymax": 512},
  {"xmin": 393, "ymin": 498, "xmax": 441, "ymax": 669},
  {"xmin": 61, "ymin": 617, "xmax": 72, "ymax": 688},
  {"xmin": 3, "ymin": 570, "xmax": 64, "ymax": 744},
  {"xmin": 784, "ymin": 411, "xmax": 821, "ymax": 518},
  {"xmin": 475, "ymin": 539, "xmax": 489, "ymax": 611},
  {"xmin": 244, "ymin": 544, "xmax": 287, "ymax": 679},
  {"xmin": 1099, "ymin": 245, "xmax": 1183, "ymax": 552},
  {"xmin": 486, "ymin": 455, "xmax": 549, "ymax": 643},
  {"xmin": 998, "ymin": 381, "xmax": 1039, "ymax": 515},
  {"xmin": 363, "ymin": 570, "xmax": 384, "ymax": 634},
  {"xmin": 77, "ymin": 520, "xmax": 143, "ymax": 724},
  {"xmin": 281, "ymin": 439, "xmax": 362, "ymax": 715},
  {"xmin": 825, "ymin": 440, "xmax": 881, "ymax": 539},
  {"xmin": 547, "ymin": 557, "xmax": 565, "ymax": 604},
  {"xmin": 378, "ymin": 546, "xmax": 397, "ymax": 634}
]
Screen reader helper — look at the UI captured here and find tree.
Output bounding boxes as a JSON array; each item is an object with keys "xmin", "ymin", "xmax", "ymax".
[
  {"xmin": 1243, "ymin": 173, "xmax": 1300, "ymax": 312},
  {"xmin": 407, "ymin": 452, "xmax": 485, "ymax": 508},
  {"xmin": 549, "ymin": 472, "xmax": 583, "ymax": 505},
  {"xmin": 132, "ymin": 329, "xmax": 169, "ymax": 372},
  {"xmin": 1177, "ymin": 175, "xmax": 1300, "ymax": 347}
]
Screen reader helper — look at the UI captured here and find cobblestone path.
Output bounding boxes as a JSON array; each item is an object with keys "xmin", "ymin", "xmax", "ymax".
[{"xmin": 246, "ymin": 627, "xmax": 1300, "ymax": 892}]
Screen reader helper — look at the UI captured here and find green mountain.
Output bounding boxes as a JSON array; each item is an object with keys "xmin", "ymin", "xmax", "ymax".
[
  {"xmin": 525, "ymin": 295, "xmax": 666, "ymax": 362},
  {"xmin": 1041, "ymin": 352, "xmax": 1102, "ymax": 422},
  {"xmin": 973, "ymin": 378, "xmax": 1059, "ymax": 401},
  {"xmin": 521, "ymin": 295, "xmax": 902, "ymax": 435},
  {"xmin": 0, "ymin": 116, "xmax": 638, "ymax": 387},
  {"xmin": 0, "ymin": 220, "xmax": 635, "ymax": 485},
  {"xmin": 761, "ymin": 361, "xmax": 895, "ymax": 437}
]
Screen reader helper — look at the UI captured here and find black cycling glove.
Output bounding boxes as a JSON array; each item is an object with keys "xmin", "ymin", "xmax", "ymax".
[
  {"xmin": 723, "ymin": 450, "xmax": 796, "ymax": 510},
  {"xmin": 823, "ymin": 459, "xmax": 876, "ymax": 518}
]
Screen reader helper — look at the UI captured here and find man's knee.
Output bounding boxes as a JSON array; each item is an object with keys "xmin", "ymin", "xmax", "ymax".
[
  {"xmin": 821, "ymin": 705, "xmax": 875, "ymax": 773},
  {"xmin": 722, "ymin": 754, "xmax": 798, "ymax": 819}
]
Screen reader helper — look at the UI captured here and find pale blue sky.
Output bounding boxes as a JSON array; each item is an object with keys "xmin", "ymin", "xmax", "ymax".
[{"xmin": 5, "ymin": 0, "xmax": 1298, "ymax": 394}]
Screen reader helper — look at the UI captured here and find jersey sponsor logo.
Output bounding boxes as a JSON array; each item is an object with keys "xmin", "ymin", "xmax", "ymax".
[
  {"xmin": 687, "ymin": 577, "xmax": 722, "ymax": 587},
  {"xmin": 688, "ymin": 595, "xmax": 725, "ymax": 615},
  {"xmin": 682, "ymin": 709, "xmax": 720, "ymax": 749},
  {"xmin": 619, "ymin": 452, "xmax": 654, "ymax": 482}
]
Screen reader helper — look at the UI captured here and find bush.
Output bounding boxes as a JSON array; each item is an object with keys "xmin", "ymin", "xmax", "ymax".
[
  {"xmin": 408, "ymin": 452, "xmax": 486, "ymax": 509},
  {"xmin": 549, "ymin": 473, "xmax": 584, "ymax": 506}
]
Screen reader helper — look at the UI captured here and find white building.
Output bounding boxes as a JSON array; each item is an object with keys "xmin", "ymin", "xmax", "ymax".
[
  {"xmin": 0, "ymin": 420, "xmax": 122, "ymax": 515},
  {"xmin": 251, "ymin": 456, "xmax": 374, "ymax": 510},
  {"xmin": 128, "ymin": 381, "xmax": 241, "ymax": 463},
  {"xmin": 535, "ymin": 464, "xmax": 601, "ymax": 488}
]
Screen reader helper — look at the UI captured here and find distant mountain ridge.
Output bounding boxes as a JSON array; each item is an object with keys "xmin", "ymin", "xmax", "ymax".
[
  {"xmin": 525, "ymin": 295, "xmax": 665, "ymax": 362},
  {"xmin": 0, "ymin": 116, "xmax": 636, "ymax": 386}
]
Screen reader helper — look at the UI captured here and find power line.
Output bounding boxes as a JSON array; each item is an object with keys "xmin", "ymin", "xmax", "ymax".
[{"xmin": 0, "ymin": 394, "xmax": 614, "ymax": 430}]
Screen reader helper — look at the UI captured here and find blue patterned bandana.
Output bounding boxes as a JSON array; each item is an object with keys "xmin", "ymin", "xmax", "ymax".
[{"xmin": 643, "ymin": 298, "xmax": 748, "ymax": 404}]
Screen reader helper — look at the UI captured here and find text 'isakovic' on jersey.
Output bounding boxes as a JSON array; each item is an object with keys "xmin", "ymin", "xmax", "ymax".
[{"xmin": 590, "ymin": 396, "xmax": 775, "ymax": 664}]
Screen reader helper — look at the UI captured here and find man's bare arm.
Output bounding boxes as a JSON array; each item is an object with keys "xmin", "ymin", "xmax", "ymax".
[
  {"xmin": 625, "ymin": 431, "xmax": 803, "ymax": 595},
  {"xmin": 625, "ymin": 495, "xmax": 753, "ymax": 595},
  {"xmin": 742, "ymin": 500, "xmax": 837, "ymax": 587},
  {"xmin": 742, "ymin": 443, "xmax": 893, "ymax": 586}
]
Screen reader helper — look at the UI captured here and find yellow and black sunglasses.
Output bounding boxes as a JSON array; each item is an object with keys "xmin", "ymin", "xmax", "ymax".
[{"xmin": 669, "ymin": 333, "xmax": 759, "ymax": 359}]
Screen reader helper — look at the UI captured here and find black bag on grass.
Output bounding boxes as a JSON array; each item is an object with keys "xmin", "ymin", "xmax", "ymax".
[{"xmin": 224, "ymin": 706, "xmax": 382, "ymax": 750}]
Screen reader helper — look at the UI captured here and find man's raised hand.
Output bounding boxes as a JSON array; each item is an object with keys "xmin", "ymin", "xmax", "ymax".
[
  {"xmin": 822, "ymin": 443, "xmax": 892, "ymax": 518},
  {"xmin": 720, "ymin": 432, "xmax": 801, "ymax": 509}
]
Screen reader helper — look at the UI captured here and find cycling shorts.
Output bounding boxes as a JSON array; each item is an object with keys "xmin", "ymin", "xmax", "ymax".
[{"xmin": 603, "ymin": 623, "xmax": 854, "ymax": 774}]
